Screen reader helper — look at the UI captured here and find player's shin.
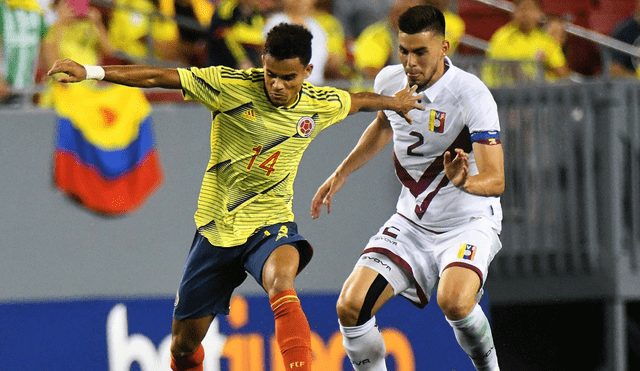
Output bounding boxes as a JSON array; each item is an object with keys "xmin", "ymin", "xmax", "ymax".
[
  {"xmin": 270, "ymin": 289, "xmax": 312, "ymax": 371},
  {"xmin": 340, "ymin": 316, "xmax": 388, "ymax": 371},
  {"xmin": 170, "ymin": 344, "xmax": 204, "ymax": 371},
  {"xmin": 446, "ymin": 304, "xmax": 500, "ymax": 371}
]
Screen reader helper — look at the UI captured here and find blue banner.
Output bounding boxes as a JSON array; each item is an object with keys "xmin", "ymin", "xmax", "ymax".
[{"xmin": 0, "ymin": 294, "xmax": 489, "ymax": 370}]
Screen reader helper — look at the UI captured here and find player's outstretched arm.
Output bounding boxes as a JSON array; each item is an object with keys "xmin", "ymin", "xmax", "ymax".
[
  {"xmin": 47, "ymin": 59, "xmax": 182, "ymax": 89},
  {"xmin": 348, "ymin": 84, "xmax": 424, "ymax": 124},
  {"xmin": 311, "ymin": 112, "xmax": 393, "ymax": 219}
]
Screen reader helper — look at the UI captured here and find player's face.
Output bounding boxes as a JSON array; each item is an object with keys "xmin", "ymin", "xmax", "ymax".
[
  {"xmin": 398, "ymin": 31, "xmax": 449, "ymax": 91},
  {"xmin": 262, "ymin": 54, "xmax": 312, "ymax": 107}
]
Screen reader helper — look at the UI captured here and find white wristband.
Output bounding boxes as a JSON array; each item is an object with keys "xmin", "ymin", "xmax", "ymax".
[{"xmin": 83, "ymin": 65, "xmax": 105, "ymax": 81}]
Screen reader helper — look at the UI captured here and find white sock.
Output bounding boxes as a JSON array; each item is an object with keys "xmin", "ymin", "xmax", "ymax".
[
  {"xmin": 339, "ymin": 316, "xmax": 387, "ymax": 371},
  {"xmin": 446, "ymin": 304, "xmax": 500, "ymax": 371}
]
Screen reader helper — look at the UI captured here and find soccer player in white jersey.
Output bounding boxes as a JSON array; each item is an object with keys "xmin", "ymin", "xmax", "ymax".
[
  {"xmin": 311, "ymin": 5, "xmax": 504, "ymax": 371},
  {"xmin": 47, "ymin": 23, "xmax": 424, "ymax": 371}
]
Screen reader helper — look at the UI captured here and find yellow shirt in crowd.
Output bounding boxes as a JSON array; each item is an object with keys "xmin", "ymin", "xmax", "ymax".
[
  {"xmin": 353, "ymin": 11, "xmax": 466, "ymax": 72},
  {"xmin": 483, "ymin": 22, "xmax": 566, "ymax": 87}
]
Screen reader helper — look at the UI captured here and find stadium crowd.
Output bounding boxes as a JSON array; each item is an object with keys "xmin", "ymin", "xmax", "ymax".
[{"xmin": 0, "ymin": 0, "xmax": 638, "ymax": 102}]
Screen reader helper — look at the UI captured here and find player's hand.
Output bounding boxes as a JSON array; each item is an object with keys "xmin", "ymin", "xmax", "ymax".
[
  {"xmin": 444, "ymin": 148, "xmax": 469, "ymax": 189},
  {"xmin": 311, "ymin": 172, "xmax": 347, "ymax": 219},
  {"xmin": 47, "ymin": 59, "xmax": 87, "ymax": 83},
  {"xmin": 393, "ymin": 84, "xmax": 424, "ymax": 124}
]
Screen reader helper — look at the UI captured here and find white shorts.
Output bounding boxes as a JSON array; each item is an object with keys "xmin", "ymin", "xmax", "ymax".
[{"xmin": 355, "ymin": 213, "xmax": 502, "ymax": 308}]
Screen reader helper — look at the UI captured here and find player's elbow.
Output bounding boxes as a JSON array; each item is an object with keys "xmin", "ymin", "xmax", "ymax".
[{"xmin": 489, "ymin": 176, "xmax": 505, "ymax": 196}]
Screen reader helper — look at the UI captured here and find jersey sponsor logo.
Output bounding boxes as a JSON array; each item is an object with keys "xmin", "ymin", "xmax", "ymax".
[
  {"xmin": 295, "ymin": 116, "xmax": 315, "ymax": 138},
  {"xmin": 428, "ymin": 110, "xmax": 446, "ymax": 133},
  {"xmin": 457, "ymin": 244, "xmax": 477, "ymax": 260}
]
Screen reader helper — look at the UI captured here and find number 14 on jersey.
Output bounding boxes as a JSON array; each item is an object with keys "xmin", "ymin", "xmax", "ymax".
[{"xmin": 247, "ymin": 145, "xmax": 281, "ymax": 176}]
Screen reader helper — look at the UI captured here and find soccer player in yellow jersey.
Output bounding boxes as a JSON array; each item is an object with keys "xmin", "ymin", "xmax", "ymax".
[{"xmin": 48, "ymin": 23, "xmax": 423, "ymax": 371}]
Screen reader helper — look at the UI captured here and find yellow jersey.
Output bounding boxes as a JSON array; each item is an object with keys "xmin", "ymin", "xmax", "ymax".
[
  {"xmin": 483, "ymin": 22, "xmax": 566, "ymax": 87},
  {"xmin": 177, "ymin": 66, "xmax": 352, "ymax": 247}
]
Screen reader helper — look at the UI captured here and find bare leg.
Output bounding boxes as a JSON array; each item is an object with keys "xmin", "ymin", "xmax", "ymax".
[{"xmin": 170, "ymin": 315, "xmax": 213, "ymax": 371}]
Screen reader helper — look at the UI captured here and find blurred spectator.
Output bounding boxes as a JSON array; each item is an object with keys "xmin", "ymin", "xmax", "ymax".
[
  {"xmin": 482, "ymin": 0, "xmax": 570, "ymax": 87},
  {"xmin": 312, "ymin": 0, "xmax": 350, "ymax": 79},
  {"xmin": 107, "ymin": 0, "xmax": 177, "ymax": 62},
  {"xmin": 351, "ymin": 0, "xmax": 423, "ymax": 85},
  {"xmin": 424, "ymin": 0, "xmax": 464, "ymax": 54},
  {"xmin": 609, "ymin": 0, "xmax": 640, "ymax": 78},
  {"xmin": 206, "ymin": 0, "xmax": 272, "ymax": 69},
  {"xmin": 264, "ymin": 0, "xmax": 327, "ymax": 85},
  {"xmin": 544, "ymin": 15, "xmax": 568, "ymax": 49},
  {"xmin": 333, "ymin": 0, "xmax": 390, "ymax": 40},
  {"xmin": 0, "ymin": 0, "xmax": 47, "ymax": 105},
  {"xmin": 40, "ymin": 0, "xmax": 114, "ymax": 106},
  {"xmin": 172, "ymin": 0, "xmax": 207, "ymax": 66}
]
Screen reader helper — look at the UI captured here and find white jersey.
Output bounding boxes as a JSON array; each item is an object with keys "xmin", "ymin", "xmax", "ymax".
[{"xmin": 374, "ymin": 57, "xmax": 502, "ymax": 233}]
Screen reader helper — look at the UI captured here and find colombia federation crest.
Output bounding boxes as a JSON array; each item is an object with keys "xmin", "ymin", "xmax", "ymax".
[{"xmin": 295, "ymin": 116, "xmax": 316, "ymax": 138}]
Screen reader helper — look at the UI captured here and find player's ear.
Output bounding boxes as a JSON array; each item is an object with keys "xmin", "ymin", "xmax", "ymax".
[
  {"xmin": 304, "ymin": 64, "xmax": 313, "ymax": 79},
  {"xmin": 441, "ymin": 39, "xmax": 450, "ymax": 57},
  {"xmin": 261, "ymin": 54, "xmax": 266, "ymax": 68}
]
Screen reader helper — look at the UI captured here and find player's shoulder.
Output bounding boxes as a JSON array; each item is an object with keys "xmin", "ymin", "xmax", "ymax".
[
  {"xmin": 300, "ymin": 82, "xmax": 349, "ymax": 107},
  {"xmin": 218, "ymin": 66, "xmax": 263, "ymax": 81},
  {"xmin": 448, "ymin": 63, "xmax": 492, "ymax": 97},
  {"xmin": 373, "ymin": 64, "xmax": 405, "ymax": 95}
]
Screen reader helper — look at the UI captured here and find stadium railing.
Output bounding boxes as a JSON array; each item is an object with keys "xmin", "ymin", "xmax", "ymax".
[{"xmin": 487, "ymin": 79, "xmax": 640, "ymax": 371}]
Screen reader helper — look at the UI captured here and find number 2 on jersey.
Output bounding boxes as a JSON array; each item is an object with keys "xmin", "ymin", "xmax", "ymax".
[
  {"xmin": 247, "ymin": 145, "xmax": 281, "ymax": 176},
  {"xmin": 407, "ymin": 132, "xmax": 425, "ymax": 157}
]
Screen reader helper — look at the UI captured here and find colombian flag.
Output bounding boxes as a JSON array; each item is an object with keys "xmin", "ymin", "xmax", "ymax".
[{"xmin": 52, "ymin": 83, "xmax": 163, "ymax": 215}]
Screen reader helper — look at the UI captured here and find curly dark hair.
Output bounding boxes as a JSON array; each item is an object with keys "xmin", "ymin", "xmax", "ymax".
[{"xmin": 263, "ymin": 23, "xmax": 313, "ymax": 65}]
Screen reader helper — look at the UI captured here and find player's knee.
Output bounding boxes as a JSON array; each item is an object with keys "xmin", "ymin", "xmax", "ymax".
[
  {"xmin": 336, "ymin": 292, "xmax": 361, "ymax": 327},
  {"xmin": 437, "ymin": 292, "xmax": 475, "ymax": 320},
  {"xmin": 170, "ymin": 334, "xmax": 201, "ymax": 359},
  {"xmin": 265, "ymin": 273, "xmax": 296, "ymax": 298}
]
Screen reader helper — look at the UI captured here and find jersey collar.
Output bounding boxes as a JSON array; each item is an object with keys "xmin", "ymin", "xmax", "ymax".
[
  {"xmin": 280, "ymin": 88, "xmax": 302, "ymax": 110},
  {"xmin": 421, "ymin": 56, "xmax": 455, "ymax": 103}
]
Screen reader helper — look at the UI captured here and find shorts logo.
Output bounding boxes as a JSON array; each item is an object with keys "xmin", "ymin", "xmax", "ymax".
[
  {"xmin": 361, "ymin": 255, "xmax": 392, "ymax": 271},
  {"xmin": 296, "ymin": 116, "xmax": 315, "ymax": 138},
  {"xmin": 276, "ymin": 225, "xmax": 289, "ymax": 241},
  {"xmin": 457, "ymin": 244, "xmax": 477, "ymax": 260}
]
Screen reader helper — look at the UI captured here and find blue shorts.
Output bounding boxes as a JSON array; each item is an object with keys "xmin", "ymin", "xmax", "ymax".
[{"xmin": 173, "ymin": 222, "xmax": 313, "ymax": 320}]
